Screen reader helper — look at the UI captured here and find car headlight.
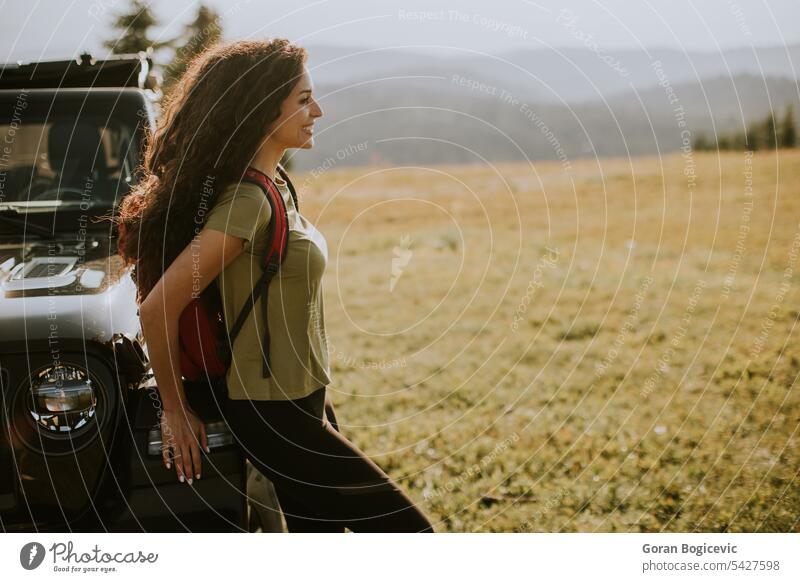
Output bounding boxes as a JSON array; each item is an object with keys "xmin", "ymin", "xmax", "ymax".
[
  {"xmin": 9, "ymin": 358, "xmax": 117, "ymax": 457},
  {"xmin": 28, "ymin": 365, "xmax": 97, "ymax": 433}
]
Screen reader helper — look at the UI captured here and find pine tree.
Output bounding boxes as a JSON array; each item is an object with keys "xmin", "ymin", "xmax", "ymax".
[
  {"xmin": 763, "ymin": 111, "xmax": 778, "ymax": 150},
  {"xmin": 162, "ymin": 4, "xmax": 222, "ymax": 95},
  {"xmin": 780, "ymin": 105, "xmax": 796, "ymax": 148},
  {"xmin": 745, "ymin": 123, "xmax": 759, "ymax": 151},
  {"xmin": 693, "ymin": 133, "xmax": 711, "ymax": 151},
  {"xmin": 103, "ymin": 0, "xmax": 171, "ymax": 55},
  {"xmin": 731, "ymin": 131, "xmax": 748, "ymax": 150}
]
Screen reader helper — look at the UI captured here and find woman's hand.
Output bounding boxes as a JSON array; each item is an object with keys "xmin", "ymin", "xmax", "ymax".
[
  {"xmin": 160, "ymin": 406, "xmax": 209, "ymax": 484},
  {"xmin": 137, "ymin": 228, "xmax": 246, "ymax": 484}
]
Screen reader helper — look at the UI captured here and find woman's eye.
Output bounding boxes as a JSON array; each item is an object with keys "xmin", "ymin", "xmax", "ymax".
[{"xmin": 301, "ymin": 97, "xmax": 311, "ymax": 104}]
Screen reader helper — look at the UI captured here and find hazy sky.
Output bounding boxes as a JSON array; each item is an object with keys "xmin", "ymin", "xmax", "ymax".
[{"xmin": 2, "ymin": 0, "xmax": 798, "ymax": 62}]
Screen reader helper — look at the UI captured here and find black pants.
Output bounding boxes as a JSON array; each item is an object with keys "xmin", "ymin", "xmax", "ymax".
[{"xmin": 224, "ymin": 386, "xmax": 434, "ymax": 533}]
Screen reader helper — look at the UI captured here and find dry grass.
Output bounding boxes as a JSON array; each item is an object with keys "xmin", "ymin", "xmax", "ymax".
[{"xmin": 298, "ymin": 149, "xmax": 800, "ymax": 532}]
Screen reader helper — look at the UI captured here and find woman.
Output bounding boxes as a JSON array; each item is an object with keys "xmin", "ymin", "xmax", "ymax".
[{"xmin": 117, "ymin": 39, "xmax": 433, "ymax": 533}]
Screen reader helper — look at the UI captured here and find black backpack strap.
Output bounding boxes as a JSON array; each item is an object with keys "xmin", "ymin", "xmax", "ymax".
[{"xmin": 226, "ymin": 257, "xmax": 272, "ymax": 345}]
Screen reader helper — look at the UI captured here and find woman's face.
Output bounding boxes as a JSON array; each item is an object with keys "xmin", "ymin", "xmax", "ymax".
[{"xmin": 268, "ymin": 65, "xmax": 323, "ymax": 150}]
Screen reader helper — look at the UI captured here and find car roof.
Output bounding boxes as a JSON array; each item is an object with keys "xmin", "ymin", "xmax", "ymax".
[
  {"xmin": 0, "ymin": 86, "xmax": 155, "ymax": 100},
  {"xmin": 0, "ymin": 52, "xmax": 159, "ymax": 91}
]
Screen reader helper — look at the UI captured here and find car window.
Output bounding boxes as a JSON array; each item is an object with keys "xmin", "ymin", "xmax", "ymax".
[{"xmin": 0, "ymin": 113, "xmax": 137, "ymax": 209}]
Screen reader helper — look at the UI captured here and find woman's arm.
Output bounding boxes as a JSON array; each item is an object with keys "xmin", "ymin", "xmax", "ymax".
[{"xmin": 139, "ymin": 228, "xmax": 246, "ymax": 484}]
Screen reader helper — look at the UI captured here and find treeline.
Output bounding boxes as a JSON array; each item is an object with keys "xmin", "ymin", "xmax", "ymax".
[
  {"xmin": 694, "ymin": 106, "xmax": 797, "ymax": 151},
  {"xmin": 103, "ymin": 1, "xmax": 293, "ymax": 169},
  {"xmin": 104, "ymin": 0, "xmax": 221, "ymax": 96}
]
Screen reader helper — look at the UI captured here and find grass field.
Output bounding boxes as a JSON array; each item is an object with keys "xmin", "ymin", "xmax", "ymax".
[{"xmin": 298, "ymin": 149, "xmax": 800, "ymax": 532}]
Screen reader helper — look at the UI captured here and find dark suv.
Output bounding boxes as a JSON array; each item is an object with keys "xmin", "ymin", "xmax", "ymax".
[{"xmin": 0, "ymin": 54, "xmax": 275, "ymax": 532}]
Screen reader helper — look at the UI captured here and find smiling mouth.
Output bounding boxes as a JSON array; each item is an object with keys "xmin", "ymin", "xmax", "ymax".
[{"xmin": 302, "ymin": 125, "xmax": 314, "ymax": 135}]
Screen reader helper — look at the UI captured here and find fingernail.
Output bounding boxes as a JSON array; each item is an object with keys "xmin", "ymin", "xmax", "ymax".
[
  {"xmin": 188, "ymin": 478, "xmax": 193, "ymax": 485},
  {"xmin": 166, "ymin": 462, "xmax": 171, "ymax": 469},
  {"xmin": 195, "ymin": 474, "xmax": 201, "ymax": 480},
  {"xmin": 205, "ymin": 446, "xmax": 211, "ymax": 453},
  {"xmin": 179, "ymin": 475, "xmax": 185, "ymax": 483}
]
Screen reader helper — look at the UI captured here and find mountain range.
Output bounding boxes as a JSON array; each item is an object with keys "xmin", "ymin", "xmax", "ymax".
[{"xmin": 289, "ymin": 43, "xmax": 800, "ymax": 170}]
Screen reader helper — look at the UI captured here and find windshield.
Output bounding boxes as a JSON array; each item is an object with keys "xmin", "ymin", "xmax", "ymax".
[{"xmin": 0, "ymin": 93, "xmax": 142, "ymax": 211}]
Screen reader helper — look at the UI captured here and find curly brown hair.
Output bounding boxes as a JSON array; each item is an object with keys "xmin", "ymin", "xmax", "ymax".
[{"xmin": 116, "ymin": 38, "xmax": 307, "ymax": 303}]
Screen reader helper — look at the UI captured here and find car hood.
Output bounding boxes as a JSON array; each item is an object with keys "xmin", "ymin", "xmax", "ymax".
[{"xmin": 0, "ymin": 236, "xmax": 140, "ymax": 342}]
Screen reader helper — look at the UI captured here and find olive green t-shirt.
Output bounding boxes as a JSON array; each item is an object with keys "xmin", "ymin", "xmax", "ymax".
[{"xmin": 201, "ymin": 173, "xmax": 332, "ymax": 400}]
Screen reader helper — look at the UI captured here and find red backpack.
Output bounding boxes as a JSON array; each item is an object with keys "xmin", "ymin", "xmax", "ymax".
[{"xmin": 177, "ymin": 164, "xmax": 298, "ymax": 382}]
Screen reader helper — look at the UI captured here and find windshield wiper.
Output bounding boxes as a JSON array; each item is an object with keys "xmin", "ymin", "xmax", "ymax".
[{"xmin": 0, "ymin": 211, "xmax": 54, "ymax": 238}]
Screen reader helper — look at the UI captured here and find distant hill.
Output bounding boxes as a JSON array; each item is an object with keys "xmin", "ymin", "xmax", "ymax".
[
  {"xmin": 292, "ymin": 72, "xmax": 800, "ymax": 171},
  {"xmin": 305, "ymin": 43, "xmax": 800, "ymax": 103}
]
